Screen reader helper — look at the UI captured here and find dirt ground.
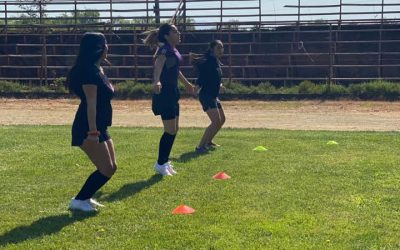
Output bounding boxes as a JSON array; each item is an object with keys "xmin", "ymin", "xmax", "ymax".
[{"xmin": 0, "ymin": 98, "xmax": 399, "ymax": 131}]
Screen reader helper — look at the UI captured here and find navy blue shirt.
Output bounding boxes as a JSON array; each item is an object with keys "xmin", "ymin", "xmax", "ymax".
[
  {"xmin": 157, "ymin": 44, "xmax": 182, "ymax": 90},
  {"xmin": 69, "ymin": 66, "xmax": 114, "ymax": 129},
  {"xmin": 196, "ymin": 54, "xmax": 223, "ymax": 98}
]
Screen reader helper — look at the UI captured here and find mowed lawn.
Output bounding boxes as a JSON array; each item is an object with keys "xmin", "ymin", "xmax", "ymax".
[{"xmin": 0, "ymin": 126, "xmax": 399, "ymax": 249}]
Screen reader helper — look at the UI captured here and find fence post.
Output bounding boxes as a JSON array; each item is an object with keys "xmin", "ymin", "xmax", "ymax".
[
  {"xmin": 328, "ymin": 24, "xmax": 333, "ymax": 89},
  {"xmin": 258, "ymin": 0, "xmax": 261, "ymax": 41},
  {"xmin": 339, "ymin": 0, "xmax": 342, "ymax": 26},
  {"xmin": 74, "ymin": 0, "xmax": 77, "ymax": 26},
  {"xmin": 229, "ymin": 24, "xmax": 232, "ymax": 84},
  {"xmin": 378, "ymin": 0, "xmax": 384, "ymax": 79},
  {"xmin": 4, "ymin": 1, "xmax": 8, "ymax": 43},
  {"xmin": 110, "ymin": 0, "xmax": 113, "ymax": 29},
  {"xmin": 154, "ymin": 0, "xmax": 160, "ymax": 24},
  {"xmin": 297, "ymin": 0, "xmax": 301, "ymax": 25},
  {"xmin": 134, "ymin": 31, "xmax": 138, "ymax": 82},
  {"xmin": 44, "ymin": 30, "xmax": 48, "ymax": 85},
  {"xmin": 146, "ymin": 0, "xmax": 149, "ymax": 30},
  {"xmin": 39, "ymin": 0, "xmax": 43, "ymax": 25},
  {"xmin": 181, "ymin": 0, "xmax": 186, "ymax": 31},
  {"xmin": 219, "ymin": 0, "xmax": 222, "ymax": 30}
]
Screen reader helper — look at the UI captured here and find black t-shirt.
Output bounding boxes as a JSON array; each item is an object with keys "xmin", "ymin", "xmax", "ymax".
[
  {"xmin": 196, "ymin": 54, "xmax": 222, "ymax": 98},
  {"xmin": 69, "ymin": 65, "xmax": 114, "ymax": 129}
]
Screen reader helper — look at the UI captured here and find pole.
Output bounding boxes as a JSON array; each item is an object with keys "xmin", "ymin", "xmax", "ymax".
[
  {"xmin": 110, "ymin": 0, "xmax": 114, "ymax": 30},
  {"xmin": 154, "ymin": 0, "xmax": 160, "ymax": 24},
  {"xmin": 74, "ymin": 0, "xmax": 77, "ymax": 26},
  {"xmin": 378, "ymin": 0, "xmax": 384, "ymax": 79}
]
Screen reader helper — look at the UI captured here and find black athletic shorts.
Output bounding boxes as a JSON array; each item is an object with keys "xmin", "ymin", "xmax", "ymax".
[
  {"xmin": 72, "ymin": 126, "xmax": 111, "ymax": 146},
  {"xmin": 152, "ymin": 94, "xmax": 180, "ymax": 120},
  {"xmin": 199, "ymin": 94, "xmax": 222, "ymax": 112}
]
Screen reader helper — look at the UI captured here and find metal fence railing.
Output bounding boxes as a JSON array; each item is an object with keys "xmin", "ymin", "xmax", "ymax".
[{"xmin": 0, "ymin": 0, "xmax": 399, "ymax": 85}]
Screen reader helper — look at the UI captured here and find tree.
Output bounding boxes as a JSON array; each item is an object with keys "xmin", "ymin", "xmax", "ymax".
[
  {"xmin": 17, "ymin": 0, "xmax": 52, "ymax": 19},
  {"xmin": 111, "ymin": 17, "xmax": 196, "ymax": 31},
  {"xmin": 221, "ymin": 19, "xmax": 240, "ymax": 30}
]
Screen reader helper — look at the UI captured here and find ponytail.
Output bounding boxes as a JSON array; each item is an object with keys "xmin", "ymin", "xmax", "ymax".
[
  {"xmin": 142, "ymin": 29, "xmax": 160, "ymax": 49},
  {"xmin": 142, "ymin": 23, "xmax": 174, "ymax": 58},
  {"xmin": 189, "ymin": 52, "xmax": 206, "ymax": 65},
  {"xmin": 142, "ymin": 23, "xmax": 174, "ymax": 48},
  {"xmin": 190, "ymin": 40, "xmax": 223, "ymax": 81}
]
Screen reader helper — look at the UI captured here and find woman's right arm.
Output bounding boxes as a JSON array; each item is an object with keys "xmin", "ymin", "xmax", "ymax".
[
  {"xmin": 153, "ymin": 55, "xmax": 166, "ymax": 94},
  {"xmin": 82, "ymin": 84, "xmax": 99, "ymax": 142}
]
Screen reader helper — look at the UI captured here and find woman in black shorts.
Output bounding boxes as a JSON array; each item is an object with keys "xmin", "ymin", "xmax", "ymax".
[
  {"xmin": 143, "ymin": 23, "xmax": 195, "ymax": 176},
  {"xmin": 191, "ymin": 40, "xmax": 226, "ymax": 153},
  {"xmin": 67, "ymin": 32, "xmax": 117, "ymax": 212}
]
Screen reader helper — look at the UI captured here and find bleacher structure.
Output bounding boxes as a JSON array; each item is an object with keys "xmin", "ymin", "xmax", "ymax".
[{"xmin": 0, "ymin": 0, "xmax": 400, "ymax": 86}]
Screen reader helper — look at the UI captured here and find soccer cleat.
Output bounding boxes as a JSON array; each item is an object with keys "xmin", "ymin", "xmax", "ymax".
[
  {"xmin": 207, "ymin": 142, "xmax": 221, "ymax": 147},
  {"xmin": 89, "ymin": 198, "xmax": 105, "ymax": 207},
  {"xmin": 166, "ymin": 161, "xmax": 177, "ymax": 175},
  {"xmin": 69, "ymin": 198, "xmax": 97, "ymax": 212},
  {"xmin": 195, "ymin": 146, "xmax": 208, "ymax": 153},
  {"xmin": 154, "ymin": 162, "xmax": 173, "ymax": 176}
]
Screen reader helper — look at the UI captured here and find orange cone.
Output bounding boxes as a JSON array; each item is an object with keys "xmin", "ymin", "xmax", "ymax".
[
  {"xmin": 213, "ymin": 172, "xmax": 231, "ymax": 180},
  {"xmin": 172, "ymin": 205, "xmax": 195, "ymax": 214}
]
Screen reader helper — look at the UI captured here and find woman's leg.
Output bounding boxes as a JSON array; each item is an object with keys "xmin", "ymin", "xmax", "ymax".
[
  {"xmin": 105, "ymin": 139, "xmax": 117, "ymax": 168},
  {"xmin": 198, "ymin": 107, "xmax": 224, "ymax": 148},
  {"xmin": 74, "ymin": 140, "xmax": 116, "ymax": 201},
  {"xmin": 158, "ymin": 117, "xmax": 179, "ymax": 165},
  {"xmin": 207, "ymin": 107, "xmax": 225, "ymax": 145}
]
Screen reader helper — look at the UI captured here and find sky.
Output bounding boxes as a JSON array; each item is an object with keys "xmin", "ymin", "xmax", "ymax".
[{"xmin": 1, "ymin": 0, "xmax": 399, "ymax": 24}]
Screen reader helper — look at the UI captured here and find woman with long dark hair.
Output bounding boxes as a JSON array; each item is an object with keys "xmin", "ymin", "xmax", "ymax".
[
  {"xmin": 191, "ymin": 40, "xmax": 226, "ymax": 153},
  {"xmin": 67, "ymin": 32, "xmax": 116, "ymax": 212},
  {"xmin": 143, "ymin": 24, "xmax": 195, "ymax": 176}
]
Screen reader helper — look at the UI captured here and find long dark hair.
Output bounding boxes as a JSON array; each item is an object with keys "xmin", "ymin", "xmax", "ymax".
[
  {"xmin": 67, "ymin": 32, "xmax": 108, "ymax": 92},
  {"xmin": 190, "ymin": 40, "xmax": 223, "ymax": 71}
]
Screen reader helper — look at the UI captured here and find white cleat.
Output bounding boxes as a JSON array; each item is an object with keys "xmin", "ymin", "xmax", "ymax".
[
  {"xmin": 89, "ymin": 198, "xmax": 105, "ymax": 208},
  {"xmin": 69, "ymin": 198, "xmax": 97, "ymax": 212},
  {"xmin": 166, "ymin": 161, "xmax": 177, "ymax": 175},
  {"xmin": 154, "ymin": 162, "xmax": 173, "ymax": 176}
]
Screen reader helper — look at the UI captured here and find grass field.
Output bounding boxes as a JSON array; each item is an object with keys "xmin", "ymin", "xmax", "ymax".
[{"xmin": 0, "ymin": 126, "xmax": 400, "ymax": 249}]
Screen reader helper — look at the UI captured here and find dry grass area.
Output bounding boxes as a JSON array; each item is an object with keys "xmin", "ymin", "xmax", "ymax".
[{"xmin": 0, "ymin": 98, "xmax": 399, "ymax": 131}]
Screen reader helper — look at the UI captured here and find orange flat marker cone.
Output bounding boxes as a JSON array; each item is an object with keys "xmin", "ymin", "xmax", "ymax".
[
  {"xmin": 213, "ymin": 172, "xmax": 231, "ymax": 180},
  {"xmin": 172, "ymin": 205, "xmax": 195, "ymax": 215}
]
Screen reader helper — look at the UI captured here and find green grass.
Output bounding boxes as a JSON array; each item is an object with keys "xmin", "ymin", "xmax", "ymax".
[{"xmin": 0, "ymin": 126, "xmax": 400, "ymax": 249}]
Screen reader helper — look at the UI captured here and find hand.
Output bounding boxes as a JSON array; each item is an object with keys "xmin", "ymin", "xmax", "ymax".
[
  {"xmin": 185, "ymin": 84, "xmax": 195, "ymax": 95},
  {"xmin": 85, "ymin": 135, "xmax": 99, "ymax": 144},
  {"xmin": 153, "ymin": 82, "xmax": 162, "ymax": 94},
  {"xmin": 219, "ymin": 84, "xmax": 226, "ymax": 94}
]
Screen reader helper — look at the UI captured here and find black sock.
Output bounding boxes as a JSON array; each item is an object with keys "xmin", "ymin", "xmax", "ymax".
[
  {"xmin": 75, "ymin": 170, "xmax": 110, "ymax": 200},
  {"xmin": 157, "ymin": 132, "xmax": 176, "ymax": 165}
]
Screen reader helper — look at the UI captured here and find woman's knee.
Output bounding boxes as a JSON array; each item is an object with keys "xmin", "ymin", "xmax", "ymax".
[
  {"xmin": 99, "ymin": 163, "xmax": 117, "ymax": 178},
  {"xmin": 220, "ymin": 116, "xmax": 226, "ymax": 127},
  {"xmin": 112, "ymin": 163, "xmax": 118, "ymax": 174},
  {"xmin": 211, "ymin": 119, "xmax": 224, "ymax": 128},
  {"xmin": 165, "ymin": 127, "xmax": 178, "ymax": 135}
]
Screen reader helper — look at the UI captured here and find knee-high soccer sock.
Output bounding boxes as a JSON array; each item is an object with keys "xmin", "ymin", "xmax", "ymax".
[
  {"xmin": 157, "ymin": 132, "xmax": 176, "ymax": 165},
  {"xmin": 75, "ymin": 170, "xmax": 110, "ymax": 200}
]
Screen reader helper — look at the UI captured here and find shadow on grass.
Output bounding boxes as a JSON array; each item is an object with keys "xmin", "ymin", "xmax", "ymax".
[
  {"xmin": 104, "ymin": 174, "xmax": 163, "ymax": 202},
  {"xmin": 171, "ymin": 147, "xmax": 215, "ymax": 163},
  {"xmin": 0, "ymin": 212, "xmax": 95, "ymax": 247}
]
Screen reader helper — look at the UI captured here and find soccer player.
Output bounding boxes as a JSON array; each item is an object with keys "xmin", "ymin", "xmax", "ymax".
[
  {"xmin": 190, "ymin": 40, "xmax": 226, "ymax": 153},
  {"xmin": 143, "ymin": 24, "xmax": 195, "ymax": 176},
  {"xmin": 67, "ymin": 32, "xmax": 117, "ymax": 212}
]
